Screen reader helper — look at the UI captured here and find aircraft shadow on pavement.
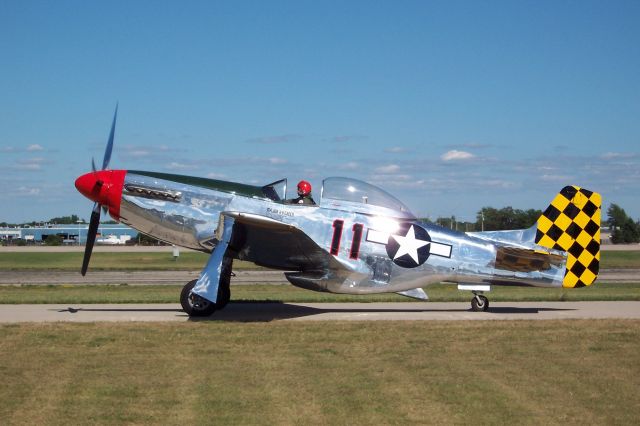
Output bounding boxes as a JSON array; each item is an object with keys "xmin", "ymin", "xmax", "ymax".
[
  {"xmin": 188, "ymin": 303, "xmax": 577, "ymax": 322},
  {"xmin": 486, "ymin": 307, "xmax": 575, "ymax": 314},
  {"xmin": 55, "ymin": 307, "xmax": 183, "ymax": 314},
  {"xmin": 52, "ymin": 303, "xmax": 575, "ymax": 322}
]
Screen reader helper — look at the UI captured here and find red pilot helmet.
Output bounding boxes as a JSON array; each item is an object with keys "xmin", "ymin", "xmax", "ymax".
[{"xmin": 297, "ymin": 180, "xmax": 312, "ymax": 196}]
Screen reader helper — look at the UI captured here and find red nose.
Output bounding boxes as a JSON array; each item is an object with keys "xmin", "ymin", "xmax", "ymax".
[{"xmin": 75, "ymin": 170, "xmax": 127, "ymax": 220}]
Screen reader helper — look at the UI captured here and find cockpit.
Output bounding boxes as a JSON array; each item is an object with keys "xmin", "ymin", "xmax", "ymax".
[
  {"xmin": 320, "ymin": 177, "xmax": 415, "ymax": 218},
  {"xmin": 262, "ymin": 177, "xmax": 415, "ymax": 218}
]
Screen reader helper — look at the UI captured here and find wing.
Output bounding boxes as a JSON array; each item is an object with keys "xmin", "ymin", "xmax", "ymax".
[
  {"xmin": 222, "ymin": 211, "xmax": 345, "ymax": 272},
  {"xmin": 192, "ymin": 211, "xmax": 354, "ymax": 304}
]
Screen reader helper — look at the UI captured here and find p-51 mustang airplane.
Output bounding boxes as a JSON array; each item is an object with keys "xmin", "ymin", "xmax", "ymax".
[{"xmin": 76, "ymin": 108, "xmax": 602, "ymax": 316}]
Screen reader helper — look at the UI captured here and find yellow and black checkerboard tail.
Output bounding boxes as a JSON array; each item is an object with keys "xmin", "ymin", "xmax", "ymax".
[{"xmin": 534, "ymin": 186, "xmax": 601, "ymax": 288}]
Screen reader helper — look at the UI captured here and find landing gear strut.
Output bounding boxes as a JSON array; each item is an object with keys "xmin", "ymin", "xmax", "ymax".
[
  {"xmin": 470, "ymin": 292, "xmax": 489, "ymax": 312},
  {"xmin": 180, "ymin": 258, "xmax": 233, "ymax": 317},
  {"xmin": 216, "ymin": 257, "xmax": 233, "ymax": 310}
]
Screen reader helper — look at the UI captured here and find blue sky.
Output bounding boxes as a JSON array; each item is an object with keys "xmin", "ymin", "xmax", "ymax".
[{"xmin": 1, "ymin": 1, "xmax": 639, "ymax": 223}]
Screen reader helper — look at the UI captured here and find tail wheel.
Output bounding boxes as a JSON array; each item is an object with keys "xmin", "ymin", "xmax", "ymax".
[
  {"xmin": 180, "ymin": 279, "xmax": 216, "ymax": 317},
  {"xmin": 471, "ymin": 295, "xmax": 489, "ymax": 312}
]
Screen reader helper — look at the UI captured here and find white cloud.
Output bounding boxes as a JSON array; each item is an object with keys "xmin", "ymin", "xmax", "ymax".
[
  {"xmin": 369, "ymin": 174, "xmax": 425, "ymax": 189},
  {"xmin": 540, "ymin": 174, "xmax": 571, "ymax": 182},
  {"xmin": 166, "ymin": 162, "xmax": 199, "ymax": 171},
  {"xmin": 1, "ymin": 145, "xmax": 44, "ymax": 153},
  {"xmin": 482, "ymin": 179, "xmax": 519, "ymax": 189},
  {"xmin": 601, "ymin": 152, "xmax": 636, "ymax": 160},
  {"xmin": 14, "ymin": 186, "xmax": 41, "ymax": 196},
  {"xmin": 119, "ymin": 145, "xmax": 152, "ymax": 158},
  {"xmin": 12, "ymin": 157, "xmax": 46, "ymax": 171},
  {"xmin": 268, "ymin": 157, "xmax": 288, "ymax": 165},
  {"xmin": 122, "ymin": 145, "xmax": 163, "ymax": 158},
  {"xmin": 375, "ymin": 164, "xmax": 401, "ymax": 174},
  {"xmin": 441, "ymin": 150, "xmax": 475, "ymax": 161},
  {"xmin": 15, "ymin": 164, "xmax": 41, "ymax": 171},
  {"xmin": 385, "ymin": 146, "xmax": 409, "ymax": 154},
  {"xmin": 128, "ymin": 149, "xmax": 151, "ymax": 158},
  {"xmin": 338, "ymin": 162, "xmax": 359, "ymax": 171}
]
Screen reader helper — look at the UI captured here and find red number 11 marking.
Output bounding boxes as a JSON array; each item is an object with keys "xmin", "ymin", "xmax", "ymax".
[{"xmin": 330, "ymin": 220, "xmax": 364, "ymax": 259}]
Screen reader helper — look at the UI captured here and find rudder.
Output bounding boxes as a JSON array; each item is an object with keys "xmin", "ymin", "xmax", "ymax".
[{"xmin": 535, "ymin": 186, "xmax": 601, "ymax": 288}]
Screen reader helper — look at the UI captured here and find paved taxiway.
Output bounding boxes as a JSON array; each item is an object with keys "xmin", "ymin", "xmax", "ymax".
[{"xmin": 1, "ymin": 301, "xmax": 639, "ymax": 323}]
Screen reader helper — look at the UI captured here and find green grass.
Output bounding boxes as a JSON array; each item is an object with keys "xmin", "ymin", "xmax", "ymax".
[
  {"xmin": 601, "ymin": 250, "xmax": 640, "ymax": 268},
  {"xmin": 1, "ymin": 282, "xmax": 639, "ymax": 304},
  {"xmin": 0, "ymin": 251, "xmax": 255, "ymax": 271},
  {"xmin": 0, "ymin": 250, "xmax": 639, "ymax": 271},
  {"xmin": 1, "ymin": 321, "xmax": 639, "ymax": 425}
]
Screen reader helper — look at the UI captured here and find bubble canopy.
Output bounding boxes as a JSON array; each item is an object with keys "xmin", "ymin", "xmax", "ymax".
[{"xmin": 320, "ymin": 177, "xmax": 415, "ymax": 218}]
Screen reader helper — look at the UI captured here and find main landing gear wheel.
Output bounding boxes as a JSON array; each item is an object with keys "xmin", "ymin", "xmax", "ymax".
[
  {"xmin": 180, "ymin": 279, "xmax": 216, "ymax": 317},
  {"xmin": 471, "ymin": 294, "xmax": 489, "ymax": 312}
]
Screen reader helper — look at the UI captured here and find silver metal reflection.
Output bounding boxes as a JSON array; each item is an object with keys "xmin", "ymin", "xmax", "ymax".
[
  {"xmin": 117, "ymin": 173, "xmax": 570, "ymax": 298},
  {"xmin": 123, "ymin": 183, "xmax": 182, "ymax": 202}
]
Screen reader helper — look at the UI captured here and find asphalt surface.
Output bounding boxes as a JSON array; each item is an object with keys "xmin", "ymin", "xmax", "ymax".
[{"xmin": 1, "ymin": 301, "xmax": 639, "ymax": 323}]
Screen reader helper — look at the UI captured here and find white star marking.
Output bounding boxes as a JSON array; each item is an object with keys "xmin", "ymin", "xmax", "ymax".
[{"xmin": 391, "ymin": 225, "xmax": 430, "ymax": 263}]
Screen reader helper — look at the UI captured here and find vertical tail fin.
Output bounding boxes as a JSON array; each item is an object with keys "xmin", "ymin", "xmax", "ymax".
[{"xmin": 535, "ymin": 186, "xmax": 601, "ymax": 288}]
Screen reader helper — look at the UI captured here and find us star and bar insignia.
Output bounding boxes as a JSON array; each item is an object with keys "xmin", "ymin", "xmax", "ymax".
[{"xmin": 367, "ymin": 223, "xmax": 452, "ymax": 268}]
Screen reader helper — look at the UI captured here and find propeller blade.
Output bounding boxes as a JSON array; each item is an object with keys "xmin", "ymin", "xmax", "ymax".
[
  {"xmin": 81, "ymin": 203, "xmax": 101, "ymax": 276},
  {"xmin": 92, "ymin": 157, "xmax": 97, "ymax": 173},
  {"xmin": 101, "ymin": 103, "xmax": 118, "ymax": 170}
]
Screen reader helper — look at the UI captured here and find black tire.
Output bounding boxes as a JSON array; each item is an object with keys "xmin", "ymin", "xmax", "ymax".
[
  {"xmin": 180, "ymin": 279, "xmax": 216, "ymax": 317},
  {"xmin": 471, "ymin": 295, "xmax": 489, "ymax": 312}
]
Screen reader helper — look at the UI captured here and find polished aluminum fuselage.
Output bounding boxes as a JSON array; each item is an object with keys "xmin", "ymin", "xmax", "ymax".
[{"xmin": 117, "ymin": 171, "xmax": 565, "ymax": 295}]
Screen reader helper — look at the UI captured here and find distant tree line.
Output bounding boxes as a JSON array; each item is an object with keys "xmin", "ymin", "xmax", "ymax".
[
  {"xmin": 135, "ymin": 232, "xmax": 165, "ymax": 246},
  {"xmin": 425, "ymin": 207, "xmax": 542, "ymax": 232},
  {"xmin": 47, "ymin": 214, "xmax": 84, "ymax": 225},
  {"xmin": 0, "ymin": 215, "xmax": 121, "ymax": 227},
  {"xmin": 607, "ymin": 204, "xmax": 640, "ymax": 244},
  {"xmin": 1, "ymin": 215, "xmax": 87, "ymax": 227},
  {"xmin": 427, "ymin": 203, "xmax": 639, "ymax": 244},
  {"xmin": 475, "ymin": 207, "xmax": 542, "ymax": 231}
]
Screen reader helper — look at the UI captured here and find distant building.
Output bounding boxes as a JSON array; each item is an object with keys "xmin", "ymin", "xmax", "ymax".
[
  {"xmin": 0, "ymin": 229, "xmax": 21, "ymax": 241},
  {"xmin": 0, "ymin": 224, "xmax": 138, "ymax": 244}
]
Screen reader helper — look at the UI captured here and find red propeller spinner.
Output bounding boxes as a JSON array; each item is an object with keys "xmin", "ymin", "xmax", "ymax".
[{"xmin": 75, "ymin": 169, "xmax": 127, "ymax": 220}]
